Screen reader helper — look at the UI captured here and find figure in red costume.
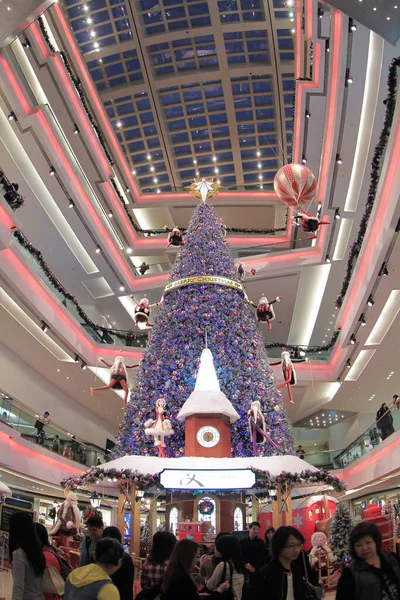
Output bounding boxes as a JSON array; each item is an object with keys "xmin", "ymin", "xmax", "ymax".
[
  {"xmin": 131, "ymin": 296, "xmax": 161, "ymax": 328},
  {"xmin": 49, "ymin": 492, "xmax": 81, "ymax": 547},
  {"xmin": 164, "ymin": 226, "xmax": 184, "ymax": 249},
  {"xmin": 270, "ymin": 349, "xmax": 308, "ymax": 404},
  {"xmin": 144, "ymin": 398, "xmax": 174, "ymax": 457},
  {"xmin": 250, "ymin": 295, "xmax": 281, "ymax": 330},
  {"xmin": 292, "ymin": 211, "xmax": 330, "ymax": 239}
]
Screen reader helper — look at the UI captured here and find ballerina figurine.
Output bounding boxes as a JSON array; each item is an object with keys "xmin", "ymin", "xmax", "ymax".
[
  {"xmin": 90, "ymin": 356, "xmax": 139, "ymax": 408},
  {"xmin": 144, "ymin": 398, "xmax": 174, "ymax": 457}
]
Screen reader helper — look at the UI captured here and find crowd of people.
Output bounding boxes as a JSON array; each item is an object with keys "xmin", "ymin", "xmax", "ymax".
[{"xmin": 9, "ymin": 511, "xmax": 400, "ymax": 600}]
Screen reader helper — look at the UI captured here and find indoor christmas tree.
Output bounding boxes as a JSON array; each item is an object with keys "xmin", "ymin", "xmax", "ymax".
[
  {"xmin": 115, "ymin": 188, "xmax": 294, "ymax": 458},
  {"xmin": 330, "ymin": 504, "xmax": 353, "ymax": 562}
]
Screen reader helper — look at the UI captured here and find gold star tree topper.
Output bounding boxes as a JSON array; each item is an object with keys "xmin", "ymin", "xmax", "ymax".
[{"xmin": 186, "ymin": 178, "xmax": 222, "ymax": 202}]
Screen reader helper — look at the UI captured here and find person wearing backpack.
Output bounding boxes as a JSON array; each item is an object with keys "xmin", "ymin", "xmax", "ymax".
[
  {"xmin": 80, "ymin": 517, "xmax": 104, "ymax": 567},
  {"xmin": 35, "ymin": 523, "xmax": 72, "ymax": 600},
  {"xmin": 205, "ymin": 535, "xmax": 244, "ymax": 600},
  {"xmin": 65, "ymin": 538, "xmax": 123, "ymax": 600},
  {"xmin": 336, "ymin": 521, "xmax": 400, "ymax": 600}
]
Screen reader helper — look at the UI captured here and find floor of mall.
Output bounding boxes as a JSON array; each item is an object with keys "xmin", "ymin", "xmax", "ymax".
[{"xmin": 0, "ymin": 0, "xmax": 399, "ymax": 599}]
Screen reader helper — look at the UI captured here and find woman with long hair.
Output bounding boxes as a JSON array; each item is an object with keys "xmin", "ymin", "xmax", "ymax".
[
  {"xmin": 140, "ymin": 531, "xmax": 177, "ymax": 590},
  {"xmin": 161, "ymin": 539, "xmax": 229, "ymax": 600},
  {"xmin": 264, "ymin": 527, "xmax": 275, "ymax": 563},
  {"xmin": 336, "ymin": 521, "xmax": 400, "ymax": 600},
  {"xmin": 9, "ymin": 512, "xmax": 46, "ymax": 600},
  {"xmin": 35, "ymin": 523, "xmax": 70, "ymax": 600},
  {"xmin": 205, "ymin": 535, "xmax": 245, "ymax": 600},
  {"xmin": 102, "ymin": 526, "xmax": 134, "ymax": 600}
]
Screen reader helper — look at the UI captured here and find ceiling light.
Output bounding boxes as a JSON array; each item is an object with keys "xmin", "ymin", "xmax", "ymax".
[
  {"xmin": 302, "ymin": 156, "xmax": 307, "ymax": 164},
  {"xmin": 336, "ymin": 155, "xmax": 342, "ymax": 165},
  {"xmin": 81, "ymin": 362, "xmax": 87, "ymax": 370},
  {"xmin": 350, "ymin": 334, "xmax": 356, "ymax": 344},
  {"xmin": 193, "ymin": 159, "xmax": 197, "ymax": 164},
  {"xmin": 74, "ymin": 355, "xmax": 79, "ymax": 363},
  {"xmin": 153, "ymin": 177, "xmax": 158, "ymax": 183},
  {"xmin": 213, "ymin": 156, "xmax": 217, "ymax": 162},
  {"xmin": 132, "ymin": 170, "xmax": 136, "ymax": 175},
  {"xmin": 87, "ymin": 17, "xmax": 92, "ymax": 24},
  {"xmin": 257, "ymin": 163, "xmax": 262, "ymax": 169},
  {"xmin": 41, "ymin": 322, "xmax": 49, "ymax": 333},
  {"xmin": 326, "ymin": 40, "xmax": 330, "ymax": 52},
  {"xmin": 126, "ymin": 247, "xmax": 132, "ymax": 254},
  {"xmin": 116, "ymin": 121, "xmax": 122, "ymax": 128},
  {"xmin": 83, "ymin": 4, "xmax": 89, "ymax": 10},
  {"xmin": 360, "ymin": 314, "xmax": 367, "ymax": 326},
  {"xmin": 95, "ymin": 246, "xmax": 101, "ymax": 254},
  {"xmin": 256, "ymin": 151, "xmax": 261, "ymax": 157},
  {"xmin": 373, "ymin": 6, "xmax": 377, "ymax": 9},
  {"xmin": 147, "ymin": 154, "xmax": 151, "ymax": 160},
  {"xmin": 258, "ymin": 175, "xmax": 263, "ymax": 180},
  {"xmin": 7, "ymin": 112, "xmax": 17, "ymax": 121},
  {"xmin": 68, "ymin": 199, "xmax": 75, "ymax": 208},
  {"xmin": 335, "ymin": 208, "xmax": 341, "ymax": 220},
  {"xmin": 347, "ymin": 76, "xmax": 353, "ymax": 84},
  {"xmin": 49, "ymin": 166, "xmax": 56, "ymax": 175},
  {"xmin": 387, "ymin": 16, "xmax": 391, "ymax": 20},
  {"xmin": 305, "ymin": 111, "xmax": 311, "ymax": 119},
  {"xmin": 325, "ymin": 255, "xmax": 331, "ymax": 263},
  {"xmin": 214, "ymin": 168, "xmax": 219, "ymax": 174},
  {"xmin": 73, "ymin": 124, "xmax": 80, "ymax": 134},
  {"xmin": 346, "ymin": 359, "xmax": 351, "ymax": 368},
  {"xmin": 150, "ymin": 166, "xmax": 155, "ymax": 172},
  {"xmin": 351, "ymin": 23, "xmax": 357, "ymax": 31},
  {"xmin": 119, "ymin": 284, "xmax": 125, "ymax": 292},
  {"xmin": 108, "ymin": 211, "xmax": 113, "ymax": 218},
  {"xmin": 93, "ymin": 42, "xmax": 99, "ymax": 49},
  {"xmin": 126, "ymin": 188, "xmax": 129, "ymax": 193}
]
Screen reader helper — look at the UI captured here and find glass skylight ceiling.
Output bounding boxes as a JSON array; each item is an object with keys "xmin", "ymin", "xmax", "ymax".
[{"xmin": 63, "ymin": 0, "xmax": 295, "ymax": 193}]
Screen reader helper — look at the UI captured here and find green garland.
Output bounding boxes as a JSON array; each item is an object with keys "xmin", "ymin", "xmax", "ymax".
[
  {"xmin": 198, "ymin": 498, "xmax": 215, "ymax": 515},
  {"xmin": 336, "ymin": 57, "xmax": 400, "ymax": 307}
]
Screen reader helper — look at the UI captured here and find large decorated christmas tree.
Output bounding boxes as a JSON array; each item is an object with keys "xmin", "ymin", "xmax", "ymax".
[{"xmin": 115, "ymin": 193, "xmax": 294, "ymax": 458}]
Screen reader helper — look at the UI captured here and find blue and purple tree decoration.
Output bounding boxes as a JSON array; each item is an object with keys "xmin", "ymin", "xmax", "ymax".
[{"xmin": 114, "ymin": 195, "xmax": 294, "ymax": 458}]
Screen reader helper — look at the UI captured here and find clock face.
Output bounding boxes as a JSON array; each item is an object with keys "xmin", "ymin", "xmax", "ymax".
[{"xmin": 196, "ymin": 426, "xmax": 221, "ymax": 448}]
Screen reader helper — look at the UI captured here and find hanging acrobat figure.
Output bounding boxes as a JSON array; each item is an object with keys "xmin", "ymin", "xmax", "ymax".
[
  {"xmin": 144, "ymin": 397, "xmax": 174, "ymax": 457},
  {"xmin": 235, "ymin": 261, "xmax": 256, "ymax": 283},
  {"xmin": 131, "ymin": 295, "xmax": 161, "ymax": 329},
  {"xmin": 270, "ymin": 349, "xmax": 308, "ymax": 404},
  {"xmin": 248, "ymin": 400, "xmax": 282, "ymax": 456},
  {"xmin": 292, "ymin": 210, "xmax": 330, "ymax": 239},
  {"xmin": 163, "ymin": 225, "xmax": 184, "ymax": 249},
  {"xmin": 90, "ymin": 356, "xmax": 139, "ymax": 409},
  {"xmin": 250, "ymin": 295, "xmax": 282, "ymax": 330}
]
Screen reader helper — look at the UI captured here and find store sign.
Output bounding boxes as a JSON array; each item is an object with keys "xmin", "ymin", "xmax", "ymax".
[{"xmin": 159, "ymin": 468, "xmax": 256, "ymax": 490}]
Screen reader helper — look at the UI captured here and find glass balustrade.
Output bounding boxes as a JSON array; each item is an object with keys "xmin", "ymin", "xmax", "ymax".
[{"xmin": 0, "ymin": 394, "xmax": 109, "ymax": 468}]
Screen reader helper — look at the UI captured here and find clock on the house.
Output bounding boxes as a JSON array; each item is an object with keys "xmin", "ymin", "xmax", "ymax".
[{"xmin": 196, "ymin": 425, "xmax": 221, "ymax": 448}]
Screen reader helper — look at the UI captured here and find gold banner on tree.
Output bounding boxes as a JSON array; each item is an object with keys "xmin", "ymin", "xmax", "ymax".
[{"xmin": 164, "ymin": 275, "xmax": 245, "ymax": 295}]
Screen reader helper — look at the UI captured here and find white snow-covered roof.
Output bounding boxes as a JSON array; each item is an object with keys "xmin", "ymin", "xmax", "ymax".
[
  {"xmin": 177, "ymin": 390, "xmax": 240, "ymax": 423},
  {"xmin": 99, "ymin": 454, "xmax": 319, "ymax": 476},
  {"xmin": 259, "ymin": 494, "xmax": 338, "ymax": 512}
]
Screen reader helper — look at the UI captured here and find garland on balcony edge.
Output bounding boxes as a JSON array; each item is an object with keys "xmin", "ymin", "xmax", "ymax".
[
  {"xmin": 61, "ymin": 466, "xmax": 346, "ymax": 494},
  {"xmin": 13, "ymin": 231, "xmax": 148, "ymax": 342},
  {"xmin": 35, "ymin": 18, "xmax": 289, "ymax": 237},
  {"xmin": 13, "ymin": 230, "xmax": 339, "ymax": 354},
  {"xmin": 336, "ymin": 57, "xmax": 400, "ymax": 308}
]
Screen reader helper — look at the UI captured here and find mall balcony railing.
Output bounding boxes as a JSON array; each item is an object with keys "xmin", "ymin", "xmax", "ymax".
[
  {"xmin": 10, "ymin": 235, "xmax": 333, "ymax": 361},
  {"xmin": 0, "ymin": 394, "xmax": 110, "ymax": 468},
  {"xmin": 332, "ymin": 407, "xmax": 400, "ymax": 468}
]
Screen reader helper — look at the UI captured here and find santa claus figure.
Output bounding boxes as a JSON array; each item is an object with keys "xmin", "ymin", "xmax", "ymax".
[
  {"xmin": 251, "ymin": 295, "xmax": 281, "ymax": 329},
  {"xmin": 49, "ymin": 491, "xmax": 81, "ymax": 547},
  {"xmin": 270, "ymin": 349, "xmax": 307, "ymax": 404},
  {"xmin": 309, "ymin": 531, "xmax": 335, "ymax": 573},
  {"xmin": 293, "ymin": 211, "xmax": 330, "ymax": 239},
  {"xmin": 131, "ymin": 296, "xmax": 160, "ymax": 329},
  {"xmin": 164, "ymin": 226, "xmax": 184, "ymax": 249},
  {"xmin": 144, "ymin": 398, "xmax": 174, "ymax": 457}
]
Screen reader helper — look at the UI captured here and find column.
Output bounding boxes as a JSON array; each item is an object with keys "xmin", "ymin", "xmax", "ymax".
[
  {"xmin": 285, "ymin": 489, "xmax": 293, "ymax": 526},
  {"xmin": 251, "ymin": 495, "xmax": 259, "ymax": 522},
  {"xmin": 149, "ymin": 496, "xmax": 158, "ymax": 539},
  {"xmin": 130, "ymin": 484, "xmax": 141, "ymax": 558},
  {"xmin": 272, "ymin": 484, "xmax": 283, "ymax": 529},
  {"xmin": 117, "ymin": 492, "xmax": 125, "ymax": 535}
]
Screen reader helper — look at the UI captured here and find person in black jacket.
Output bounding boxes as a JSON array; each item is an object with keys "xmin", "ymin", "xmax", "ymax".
[
  {"xmin": 103, "ymin": 526, "xmax": 134, "ymax": 600},
  {"xmin": 376, "ymin": 403, "xmax": 394, "ymax": 440},
  {"xmin": 336, "ymin": 521, "xmax": 400, "ymax": 600},
  {"xmin": 240, "ymin": 521, "xmax": 266, "ymax": 576},
  {"xmin": 247, "ymin": 526, "xmax": 307, "ymax": 600},
  {"xmin": 264, "ymin": 527, "xmax": 275, "ymax": 563},
  {"xmin": 161, "ymin": 538, "xmax": 229, "ymax": 600}
]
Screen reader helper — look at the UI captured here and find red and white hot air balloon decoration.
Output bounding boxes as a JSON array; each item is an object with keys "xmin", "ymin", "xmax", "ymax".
[{"xmin": 273, "ymin": 164, "xmax": 317, "ymax": 208}]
